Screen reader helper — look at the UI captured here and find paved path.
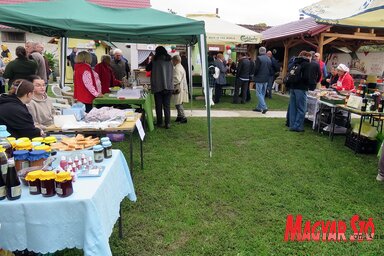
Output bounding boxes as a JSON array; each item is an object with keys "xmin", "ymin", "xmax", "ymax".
[{"xmin": 178, "ymin": 109, "xmax": 287, "ymax": 118}]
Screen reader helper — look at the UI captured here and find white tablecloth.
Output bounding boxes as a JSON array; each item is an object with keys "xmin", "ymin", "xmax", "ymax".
[{"xmin": 0, "ymin": 150, "xmax": 136, "ymax": 256}]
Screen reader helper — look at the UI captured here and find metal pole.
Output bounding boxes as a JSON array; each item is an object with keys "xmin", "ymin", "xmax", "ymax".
[
  {"xmin": 187, "ymin": 45, "xmax": 193, "ymax": 115},
  {"xmin": 60, "ymin": 37, "xmax": 68, "ymax": 89},
  {"xmin": 199, "ymin": 34, "xmax": 212, "ymax": 157}
]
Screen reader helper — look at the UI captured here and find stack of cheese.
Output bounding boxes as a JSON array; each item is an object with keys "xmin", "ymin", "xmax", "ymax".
[{"xmin": 50, "ymin": 134, "xmax": 100, "ymax": 151}]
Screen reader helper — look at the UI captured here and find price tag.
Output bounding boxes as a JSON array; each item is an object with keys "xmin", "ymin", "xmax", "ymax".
[{"xmin": 135, "ymin": 119, "xmax": 145, "ymax": 141}]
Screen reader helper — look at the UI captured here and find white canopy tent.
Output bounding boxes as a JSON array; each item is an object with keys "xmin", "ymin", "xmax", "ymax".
[
  {"xmin": 187, "ymin": 14, "xmax": 262, "ymax": 45},
  {"xmin": 301, "ymin": 0, "xmax": 384, "ymax": 28}
]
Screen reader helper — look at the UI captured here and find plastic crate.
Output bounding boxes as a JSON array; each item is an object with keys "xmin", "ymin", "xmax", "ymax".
[{"xmin": 345, "ymin": 132, "xmax": 378, "ymax": 154}]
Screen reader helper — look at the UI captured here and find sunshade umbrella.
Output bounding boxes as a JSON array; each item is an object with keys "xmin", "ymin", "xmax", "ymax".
[{"xmin": 301, "ymin": 0, "xmax": 384, "ymax": 28}]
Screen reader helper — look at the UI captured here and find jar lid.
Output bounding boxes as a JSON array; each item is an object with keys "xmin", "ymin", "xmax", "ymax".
[
  {"xmin": 100, "ymin": 137, "xmax": 111, "ymax": 143},
  {"xmin": 102, "ymin": 141, "xmax": 112, "ymax": 147},
  {"xmin": 7, "ymin": 137, "xmax": 16, "ymax": 142},
  {"xmin": 13, "ymin": 150, "xmax": 29, "ymax": 156},
  {"xmin": 0, "ymin": 146, "xmax": 4, "ymax": 153},
  {"xmin": 32, "ymin": 137, "xmax": 44, "ymax": 142},
  {"xmin": 93, "ymin": 145, "xmax": 103, "ymax": 151},
  {"xmin": 44, "ymin": 136, "xmax": 57, "ymax": 144},
  {"xmin": 34, "ymin": 145, "xmax": 51, "ymax": 152},
  {"xmin": 40, "ymin": 171, "xmax": 56, "ymax": 180},
  {"xmin": 25, "ymin": 170, "xmax": 44, "ymax": 182},
  {"xmin": 29, "ymin": 150, "xmax": 46, "ymax": 156},
  {"xmin": 55, "ymin": 172, "xmax": 72, "ymax": 182},
  {"xmin": 17, "ymin": 137, "xmax": 31, "ymax": 142},
  {"xmin": 16, "ymin": 141, "xmax": 32, "ymax": 150},
  {"xmin": 32, "ymin": 142, "xmax": 42, "ymax": 147},
  {"xmin": 0, "ymin": 125, "xmax": 10, "ymax": 137}
]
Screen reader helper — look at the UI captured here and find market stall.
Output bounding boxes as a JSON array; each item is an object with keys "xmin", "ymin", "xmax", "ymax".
[{"xmin": 0, "ymin": 150, "xmax": 136, "ymax": 256}]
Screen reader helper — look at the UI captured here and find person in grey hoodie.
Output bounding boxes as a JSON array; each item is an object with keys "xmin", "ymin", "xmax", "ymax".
[{"xmin": 146, "ymin": 46, "xmax": 174, "ymax": 129}]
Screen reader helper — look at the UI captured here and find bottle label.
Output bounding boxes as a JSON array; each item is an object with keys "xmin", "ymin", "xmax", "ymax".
[
  {"xmin": 21, "ymin": 161, "xmax": 29, "ymax": 169},
  {"xmin": 11, "ymin": 185, "xmax": 21, "ymax": 197},
  {"xmin": 0, "ymin": 185, "xmax": 5, "ymax": 197},
  {"xmin": 94, "ymin": 152, "xmax": 103, "ymax": 161},
  {"xmin": 107, "ymin": 148, "xmax": 112, "ymax": 157},
  {"xmin": 41, "ymin": 187, "xmax": 47, "ymax": 195},
  {"xmin": 56, "ymin": 187, "xmax": 63, "ymax": 195},
  {"xmin": 1, "ymin": 164, "xmax": 7, "ymax": 175},
  {"xmin": 29, "ymin": 186, "xmax": 38, "ymax": 193}
]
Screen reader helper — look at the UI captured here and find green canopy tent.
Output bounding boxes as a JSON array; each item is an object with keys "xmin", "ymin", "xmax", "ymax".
[{"xmin": 0, "ymin": 0, "xmax": 213, "ymax": 156}]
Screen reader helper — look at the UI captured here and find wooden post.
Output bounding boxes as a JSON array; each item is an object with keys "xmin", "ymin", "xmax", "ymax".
[
  {"xmin": 282, "ymin": 40, "xmax": 290, "ymax": 93},
  {"xmin": 318, "ymin": 34, "xmax": 324, "ymax": 59}
]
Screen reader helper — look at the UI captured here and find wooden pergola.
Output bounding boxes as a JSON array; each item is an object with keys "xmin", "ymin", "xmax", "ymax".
[{"xmin": 261, "ymin": 18, "xmax": 384, "ymax": 90}]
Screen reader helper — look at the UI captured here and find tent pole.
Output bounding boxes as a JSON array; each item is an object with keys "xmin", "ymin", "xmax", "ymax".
[
  {"xmin": 187, "ymin": 45, "xmax": 193, "ymax": 115},
  {"xmin": 60, "ymin": 37, "xmax": 68, "ymax": 89},
  {"xmin": 199, "ymin": 34, "xmax": 212, "ymax": 157}
]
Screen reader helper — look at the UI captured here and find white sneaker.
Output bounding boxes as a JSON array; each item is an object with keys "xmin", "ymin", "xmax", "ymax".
[{"xmin": 376, "ymin": 173, "xmax": 384, "ymax": 181}]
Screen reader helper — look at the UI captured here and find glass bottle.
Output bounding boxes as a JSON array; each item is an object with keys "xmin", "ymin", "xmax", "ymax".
[
  {"xmin": 6, "ymin": 159, "xmax": 21, "ymax": 200},
  {"xmin": 0, "ymin": 171, "xmax": 5, "ymax": 200},
  {"xmin": 0, "ymin": 146, "xmax": 8, "ymax": 182}
]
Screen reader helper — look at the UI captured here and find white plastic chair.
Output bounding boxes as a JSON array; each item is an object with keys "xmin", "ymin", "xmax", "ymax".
[{"xmin": 51, "ymin": 84, "xmax": 74, "ymax": 105}]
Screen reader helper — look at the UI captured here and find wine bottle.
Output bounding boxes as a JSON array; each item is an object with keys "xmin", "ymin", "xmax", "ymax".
[
  {"xmin": 6, "ymin": 159, "xmax": 21, "ymax": 200},
  {"xmin": 0, "ymin": 172, "xmax": 5, "ymax": 200}
]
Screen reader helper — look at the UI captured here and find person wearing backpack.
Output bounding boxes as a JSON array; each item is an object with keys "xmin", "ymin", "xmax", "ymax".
[{"xmin": 288, "ymin": 50, "xmax": 320, "ymax": 132}]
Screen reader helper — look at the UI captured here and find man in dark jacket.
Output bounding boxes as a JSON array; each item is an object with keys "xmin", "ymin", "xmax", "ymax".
[
  {"xmin": 266, "ymin": 51, "xmax": 280, "ymax": 99},
  {"xmin": 253, "ymin": 47, "xmax": 272, "ymax": 114},
  {"xmin": 213, "ymin": 53, "xmax": 227, "ymax": 104},
  {"xmin": 233, "ymin": 52, "xmax": 251, "ymax": 104},
  {"xmin": 289, "ymin": 51, "xmax": 321, "ymax": 132}
]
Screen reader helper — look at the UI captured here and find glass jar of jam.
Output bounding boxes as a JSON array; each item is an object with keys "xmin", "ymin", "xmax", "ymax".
[
  {"xmin": 55, "ymin": 172, "xmax": 73, "ymax": 198},
  {"xmin": 25, "ymin": 170, "xmax": 44, "ymax": 195},
  {"xmin": 102, "ymin": 141, "xmax": 112, "ymax": 159},
  {"xmin": 361, "ymin": 98, "xmax": 368, "ymax": 112},
  {"xmin": 13, "ymin": 150, "xmax": 30, "ymax": 172},
  {"xmin": 29, "ymin": 150, "xmax": 49, "ymax": 168},
  {"xmin": 93, "ymin": 145, "xmax": 104, "ymax": 163},
  {"xmin": 43, "ymin": 136, "xmax": 57, "ymax": 146},
  {"xmin": 40, "ymin": 171, "xmax": 56, "ymax": 197},
  {"xmin": 15, "ymin": 141, "xmax": 33, "ymax": 151}
]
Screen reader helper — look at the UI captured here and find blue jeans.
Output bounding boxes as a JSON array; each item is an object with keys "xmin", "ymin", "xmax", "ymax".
[
  {"xmin": 255, "ymin": 82, "xmax": 268, "ymax": 110},
  {"xmin": 289, "ymin": 89, "xmax": 307, "ymax": 131}
]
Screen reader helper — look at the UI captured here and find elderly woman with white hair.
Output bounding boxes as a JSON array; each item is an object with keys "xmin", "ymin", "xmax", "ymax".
[
  {"xmin": 331, "ymin": 64, "xmax": 355, "ymax": 92},
  {"xmin": 171, "ymin": 55, "xmax": 189, "ymax": 123},
  {"xmin": 94, "ymin": 54, "xmax": 122, "ymax": 94}
]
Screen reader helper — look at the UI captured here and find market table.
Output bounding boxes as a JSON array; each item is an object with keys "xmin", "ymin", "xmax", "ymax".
[
  {"xmin": 0, "ymin": 150, "xmax": 136, "ymax": 256},
  {"xmin": 93, "ymin": 94, "xmax": 154, "ymax": 132},
  {"xmin": 337, "ymin": 105, "xmax": 384, "ymax": 153},
  {"xmin": 44, "ymin": 114, "xmax": 144, "ymax": 170}
]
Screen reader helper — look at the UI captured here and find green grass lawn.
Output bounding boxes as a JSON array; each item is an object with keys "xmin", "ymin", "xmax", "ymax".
[
  {"xmin": 56, "ymin": 118, "xmax": 384, "ymax": 255},
  {"xmin": 188, "ymin": 88, "xmax": 289, "ymax": 111}
]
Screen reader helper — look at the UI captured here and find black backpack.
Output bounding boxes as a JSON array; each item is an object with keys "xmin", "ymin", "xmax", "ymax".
[{"xmin": 283, "ymin": 63, "xmax": 302, "ymax": 87}]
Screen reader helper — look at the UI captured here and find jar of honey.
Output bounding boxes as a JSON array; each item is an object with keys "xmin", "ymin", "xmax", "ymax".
[
  {"xmin": 29, "ymin": 150, "xmax": 49, "ymax": 167},
  {"xmin": 25, "ymin": 170, "xmax": 44, "ymax": 195},
  {"xmin": 17, "ymin": 137, "xmax": 31, "ymax": 143},
  {"xmin": 43, "ymin": 136, "xmax": 57, "ymax": 146},
  {"xmin": 13, "ymin": 150, "xmax": 30, "ymax": 172},
  {"xmin": 93, "ymin": 145, "xmax": 104, "ymax": 163},
  {"xmin": 40, "ymin": 171, "xmax": 56, "ymax": 197},
  {"xmin": 55, "ymin": 172, "xmax": 73, "ymax": 198}
]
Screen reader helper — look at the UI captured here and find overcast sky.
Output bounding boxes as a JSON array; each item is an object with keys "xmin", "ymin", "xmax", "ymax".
[{"xmin": 150, "ymin": 0, "xmax": 320, "ymax": 26}]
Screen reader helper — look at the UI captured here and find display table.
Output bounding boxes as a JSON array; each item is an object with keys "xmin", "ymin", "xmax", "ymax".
[
  {"xmin": 337, "ymin": 105, "xmax": 384, "ymax": 153},
  {"xmin": 93, "ymin": 95, "xmax": 154, "ymax": 132},
  {"xmin": 44, "ymin": 114, "xmax": 143, "ymax": 171},
  {"xmin": 0, "ymin": 150, "xmax": 136, "ymax": 256}
]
